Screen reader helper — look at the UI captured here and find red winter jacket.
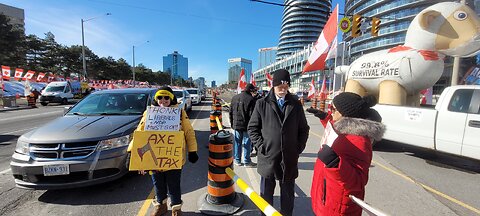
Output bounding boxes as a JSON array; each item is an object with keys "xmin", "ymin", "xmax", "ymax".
[{"xmin": 311, "ymin": 117, "xmax": 385, "ymax": 216}]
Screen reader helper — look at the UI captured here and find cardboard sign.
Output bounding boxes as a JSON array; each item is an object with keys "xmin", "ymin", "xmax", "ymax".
[
  {"xmin": 320, "ymin": 122, "xmax": 338, "ymax": 148},
  {"xmin": 129, "ymin": 131, "xmax": 185, "ymax": 171},
  {"xmin": 144, "ymin": 106, "xmax": 181, "ymax": 131}
]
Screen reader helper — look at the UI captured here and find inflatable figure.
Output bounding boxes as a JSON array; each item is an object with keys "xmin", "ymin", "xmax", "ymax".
[{"xmin": 336, "ymin": 1, "xmax": 480, "ymax": 105}]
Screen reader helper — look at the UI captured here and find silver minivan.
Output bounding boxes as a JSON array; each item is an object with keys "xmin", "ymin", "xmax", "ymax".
[{"xmin": 10, "ymin": 88, "xmax": 157, "ymax": 189}]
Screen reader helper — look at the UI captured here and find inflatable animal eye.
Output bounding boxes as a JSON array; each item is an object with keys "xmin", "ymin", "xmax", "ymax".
[{"xmin": 454, "ymin": 11, "xmax": 467, "ymax": 21}]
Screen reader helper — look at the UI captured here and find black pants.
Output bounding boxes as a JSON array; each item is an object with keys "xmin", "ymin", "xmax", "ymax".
[
  {"xmin": 151, "ymin": 169, "xmax": 182, "ymax": 206},
  {"xmin": 260, "ymin": 177, "xmax": 295, "ymax": 216}
]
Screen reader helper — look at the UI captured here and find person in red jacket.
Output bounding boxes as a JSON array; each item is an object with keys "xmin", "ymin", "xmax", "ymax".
[{"xmin": 309, "ymin": 92, "xmax": 385, "ymax": 216}]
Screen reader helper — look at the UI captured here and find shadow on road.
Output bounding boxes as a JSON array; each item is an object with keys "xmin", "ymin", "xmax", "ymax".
[
  {"xmin": 38, "ymin": 173, "xmax": 153, "ymax": 205},
  {"xmin": 374, "ymin": 140, "xmax": 480, "ymax": 174},
  {"xmin": 0, "ymin": 135, "xmax": 19, "ymax": 145}
]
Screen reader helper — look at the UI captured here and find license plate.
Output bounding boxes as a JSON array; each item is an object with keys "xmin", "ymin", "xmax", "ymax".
[{"xmin": 43, "ymin": 164, "xmax": 70, "ymax": 176}]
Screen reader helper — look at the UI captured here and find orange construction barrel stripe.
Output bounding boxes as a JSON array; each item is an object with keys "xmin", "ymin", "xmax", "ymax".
[{"xmin": 207, "ymin": 185, "xmax": 235, "ymax": 197}]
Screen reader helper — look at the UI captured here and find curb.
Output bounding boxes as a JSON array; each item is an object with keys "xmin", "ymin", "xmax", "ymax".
[{"xmin": 0, "ymin": 106, "xmax": 33, "ymax": 113}]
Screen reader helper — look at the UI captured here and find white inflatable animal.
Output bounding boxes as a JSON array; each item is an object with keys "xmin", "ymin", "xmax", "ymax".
[{"xmin": 336, "ymin": 1, "xmax": 480, "ymax": 105}]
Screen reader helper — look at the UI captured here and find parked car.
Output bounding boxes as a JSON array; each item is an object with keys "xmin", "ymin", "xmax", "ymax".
[
  {"xmin": 296, "ymin": 91, "xmax": 311, "ymax": 102},
  {"xmin": 186, "ymin": 88, "xmax": 201, "ymax": 105},
  {"xmin": 173, "ymin": 89, "xmax": 192, "ymax": 112},
  {"xmin": 10, "ymin": 88, "xmax": 157, "ymax": 189}
]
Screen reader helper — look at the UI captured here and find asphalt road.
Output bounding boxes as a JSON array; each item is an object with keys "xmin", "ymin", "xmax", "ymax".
[{"xmin": 0, "ymin": 96, "xmax": 479, "ymax": 216}]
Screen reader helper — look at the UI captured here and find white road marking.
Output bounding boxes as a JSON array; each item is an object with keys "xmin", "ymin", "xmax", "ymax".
[
  {"xmin": 0, "ymin": 110, "xmax": 62, "ymax": 122},
  {"xmin": 0, "ymin": 169, "xmax": 11, "ymax": 175},
  {"xmin": 2, "ymin": 127, "xmax": 38, "ymax": 135}
]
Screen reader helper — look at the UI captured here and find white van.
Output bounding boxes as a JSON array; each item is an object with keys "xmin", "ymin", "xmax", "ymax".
[
  {"xmin": 186, "ymin": 88, "xmax": 201, "ymax": 105},
  {"xmin": 39, "ymin": 81, "xmax": 74, "ymax": 106}
]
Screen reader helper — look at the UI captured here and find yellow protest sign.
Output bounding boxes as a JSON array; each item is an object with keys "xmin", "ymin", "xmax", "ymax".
[{"xmin": 129, "ymin": 130, "xmax": 185, "ymax": 171}]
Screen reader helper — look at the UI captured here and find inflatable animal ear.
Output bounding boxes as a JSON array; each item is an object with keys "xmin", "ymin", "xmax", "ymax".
[{"xmin": 418, "ymin": 10, "xmax": 442, "ymax": 31}]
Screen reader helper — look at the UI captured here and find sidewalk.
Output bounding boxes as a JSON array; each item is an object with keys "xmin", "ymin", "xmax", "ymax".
[{"xmin": 0, "ymin": 98, "xmax": 34, "ymax": 112}]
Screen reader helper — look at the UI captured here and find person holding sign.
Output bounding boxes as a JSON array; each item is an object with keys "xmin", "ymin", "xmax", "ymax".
[
  {"xmin": 131, "ymin": 86, "xmax": 198, "ymax": 216},
  {"xmin": 309, "ymin": 92, "xmax": 385, "ymax": 216}
]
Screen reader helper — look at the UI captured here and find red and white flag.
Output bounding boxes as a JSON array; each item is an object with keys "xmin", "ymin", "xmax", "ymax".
[
  {"xmin": 24, "ymin": 70, "xmax": 35, "ymax": 80},
  {"xmin": 266, "ymin": 72, "xmax": 273, "ymax": 88},
  {"xmin": 319, "ymin": 75, "xmax": 328, "ymax": 100},
  {"xmin": 237, "ymin": 68, "xmax": 247, "ymax": 93},
  {"xmin": 2, "ymin": 66, "xmax": 11, "ymax": 80},
  {"xmin": 250, "ymin": 72, "xmax": 256, "ymax": 87},
  {"xmin": 48, "ymin": 74, "xmax": 55, "ymax": 82},
  {"xmin": 57, "ymin": 75, "xmax": 65, "ymax": 81},
  {"xmin": 326, "ymin": 37, "xmax": 338, "ymax": 60},
  {"xmin": 14, "ymin": 68, "xmax": 24, "ymax": 80},
  {"xmin": 303, "ymin": 4, "xmax": 338, "ymax": 73},
  {"xmin": 37, "ymin": 72, "xmax": 46, "ymax": 81},
  {"xmin": 307, "ymin": 77, "xmax": 316, "ymax": 99}
]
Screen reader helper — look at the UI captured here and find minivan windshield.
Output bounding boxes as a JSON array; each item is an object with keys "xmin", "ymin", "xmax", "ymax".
[
  {"xmin": 67, "ymin": 93, "xmax": 148, "ymax": 116},
  {"xmin": 187, "ymin": 89, "xmax": 198, "ymax": 94},
  {"xmin": 173, "ymin": 91, "xmax": 183, "ymax": 98},
  {"xmin": 44, "ymin": 86, "xmax": 65, "ymax": 92}
]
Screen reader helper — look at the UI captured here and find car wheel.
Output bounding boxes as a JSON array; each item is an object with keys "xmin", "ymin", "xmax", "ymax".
[{"xmin": 41, "ymin": 102, "xmax": 48, "ymax": 106}]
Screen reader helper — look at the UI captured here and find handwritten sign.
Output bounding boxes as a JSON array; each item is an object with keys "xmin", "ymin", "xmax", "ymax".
[
  {"xmin": 351, "ymin": 60, "xmax": 400, "ymax": 79},
  {"xmin": 129, "ymin": 131, "xmax": 185, "ymax": 171},
  {"xmin": 145, "ymin": 106, "xmax": 181, "ymax": 131},
  {"xmin": 404, "ymin": 109, "xmax": 422, "ymax": 122},
  {"xmin": 320, "ymin": 122, "xmax": 338, "ymax": 148}
]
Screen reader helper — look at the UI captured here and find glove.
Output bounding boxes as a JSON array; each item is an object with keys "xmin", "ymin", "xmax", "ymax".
[
  {"xmin": 307, "ymin": 107, "xmax": 327, "ymax": 120},
  {"xmin": 188, "ymin": 152, "xmax": 199, "ymax": 163},
  {"xmin": 317, "ymin": 145, "xmax": 339, "ymax": 168}
]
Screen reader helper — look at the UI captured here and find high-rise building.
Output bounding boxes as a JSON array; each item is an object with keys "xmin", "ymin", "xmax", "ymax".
[
  {"xmin": 163, "ymin": 51, "xmax": 188, "ymax": 80},
  {"xmin": 227, "ymin": 58, "xmax": 252, "ymax": 84},
  {"xmin": 258, "ymin": 47, "xmax": 278, "ymax": 69},
  {"xmin": 211, "ymin": 81, "xmax": 216, "ymax": 88},
  {"xmin": 194, "ymin": 77, "xmax": 206, "ymax": 90},
  {"xmin": 0, "ymin": 3, "xmax": 24, "ymax": 31},
  {"xmin": 277, "ymin": 0, "xmax": 331, "ymax": 60}
]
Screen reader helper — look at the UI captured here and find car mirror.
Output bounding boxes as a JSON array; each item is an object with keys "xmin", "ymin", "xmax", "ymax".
[{"xmin": 63, "ymin": 106, "xmax": 72, "ymax": 115}]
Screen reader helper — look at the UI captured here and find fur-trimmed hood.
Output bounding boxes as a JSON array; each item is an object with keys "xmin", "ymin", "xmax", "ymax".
[{"xmin": 333, "ymin": 117, "xmax": 386, "ymax": 141}]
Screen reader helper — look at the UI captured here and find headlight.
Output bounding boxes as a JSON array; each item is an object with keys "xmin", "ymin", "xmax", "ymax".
[
  {"xmin": 15, "ymin": 137, "xmax": 29, "ymax": 155},
  {"xmin": 98, "ymin": 135, "xmax": 130, "ymax": 151}
]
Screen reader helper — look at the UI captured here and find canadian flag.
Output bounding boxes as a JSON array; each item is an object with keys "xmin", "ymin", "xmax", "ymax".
[
  {"xmin": 250, "ymin": 72, "xmax": 256, "ymax": 87},
  {"xmin": 48, "ymin": 74, "xmax": 55, "ymax": 82},
  {"xmin": 57, "ymin": 75, "xmax": 65, "ymax": 81},
  {"xmin": 37, "ymin": 72, "xmax": 46, "ymax": 81},
  {"xmin": 303, "ymin": 4, "xmax": 338, "ymax": 73},
  {"xmin": 266, "ymin": 72, "xmax": 273, "ymax": 88},
  {"xmin": 14, "ymin": 68, "xmax": 24, "ymax": 80},
  {"xmin": 319, "ymin": 75, "xmax": 328, "ymax": 100},
  {"xmin": 325, "ymin": 37, "xmax": 338, "ymax": 60},
  {"xmin": 307, "ymin": 77, "xmax": 316, "ymax": 99},
  {"xmin": 2, "ymin": 66, "xmax": 11, "ymax": 80},
  {"xmin": 236, "ymin": 68, "xmax": 247, "ymax": 93},
  {"xmin": 24, "ymin": 70, "xmax": 35, "ymax": 80}
]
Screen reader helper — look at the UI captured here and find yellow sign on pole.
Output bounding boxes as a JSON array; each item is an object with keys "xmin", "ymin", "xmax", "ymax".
[
  {"xmin": 339, "ymin": 17, "xmax": 352, "ymax": 33},
  {"xmin": 129, "ymin": 130, "xmax": 185, "ymax": 171}
]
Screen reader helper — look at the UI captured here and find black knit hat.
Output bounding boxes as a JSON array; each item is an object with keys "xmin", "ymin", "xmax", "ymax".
[
  {"xmin": 332, "ymin": 92, "xmax": 377, "ymax": 118},
  {"xmin": 245, "ymin": 83, "xmax": 257, "ymax": 92},
  {"xmin": 273, "ymin": 69, "xmax": 291, "ymax": 86}
]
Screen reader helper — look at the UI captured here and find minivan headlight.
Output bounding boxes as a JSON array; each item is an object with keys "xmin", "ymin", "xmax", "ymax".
[
  {"xmin": 98, "ymin": 135, "xmax": 131, "ymax": 151},
  {"xmin": 15, "ymin": 137, "xmax": 29, "ymax": 155}
]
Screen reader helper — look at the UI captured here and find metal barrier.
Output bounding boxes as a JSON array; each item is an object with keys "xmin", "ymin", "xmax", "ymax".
[{"xmin": 349, "ymin": 195, "xmax": 389, "ymax": 216}]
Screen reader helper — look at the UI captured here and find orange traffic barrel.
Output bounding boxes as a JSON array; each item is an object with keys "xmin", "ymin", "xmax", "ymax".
[
  {"xmin": 210, "ymin": 110, "xmax": 222, "ymax": 134},
  {"xmin": 312, "ymin": 96, "xmax": 318, "ymax": 109},
  {"xmin": 27, "ymin": 95, "xmax": 36, "ymax": 107}
]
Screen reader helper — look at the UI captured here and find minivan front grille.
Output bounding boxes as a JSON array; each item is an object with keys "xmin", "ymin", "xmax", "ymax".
[{"xmin": 30, "ymin": 141, "xmax": 99, "ymax": 160}]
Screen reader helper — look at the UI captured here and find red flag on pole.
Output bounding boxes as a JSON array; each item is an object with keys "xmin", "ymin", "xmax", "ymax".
[
  {"xmin": 14, "ymin": 68, "xmax": 24, "ymax": 80},
  {"xmin": 1, "ymin": 66, "xmax": 11, "ymax": 81},
  {"xmin": 266, "ymin": 72, "xmax": 273, "ymax": 88},
  {"xmin": 319, "ymin": 75, "xmax": 328, "ymax": 100},
  {"xmin": 250, "ymin": 72, "xmax": 256, "ymax": 87},
  {"xmin": 37, "ymin": 72, "xmax": 46, "ymax": 82},
  {"xmin": 307, "ymin": 77, "xmax": 316, "ymax": 99},
  {"xmin": 236, "ymin": 68, "xmax": 247, "ymax": 93},
  {"xmin": 24, "ymin": 70, "xmax": 35, "ymax": 80},
  {"xmin": 303, "ymin": 5, "xmax": 338, "ymax": 73}
]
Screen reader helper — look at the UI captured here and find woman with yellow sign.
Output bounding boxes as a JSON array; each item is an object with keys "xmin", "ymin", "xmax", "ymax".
[{"xmin": 133, "ymin": 86, "xmax": 198, "ymax": 216}]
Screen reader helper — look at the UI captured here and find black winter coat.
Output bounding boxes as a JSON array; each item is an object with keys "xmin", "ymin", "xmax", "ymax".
[
  {"xmin": 229, "ymin": 91, "xmax": 256, "ymax": 131},
  {"xmin": 248, "ymin": 89, "xmax": 310, "ymax": 181}
]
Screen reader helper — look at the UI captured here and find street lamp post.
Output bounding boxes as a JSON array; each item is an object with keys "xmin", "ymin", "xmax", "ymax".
[
  {"xmin": 81, "ymin": 13, "xmax": 111, "ymax": 81},
  {"xmin": 132, "ymin": 41, "xmax": 149, "ymax": 87}
]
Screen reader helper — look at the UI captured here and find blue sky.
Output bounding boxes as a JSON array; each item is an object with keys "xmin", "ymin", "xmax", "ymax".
[{"xmin": 4, "ymin": 0, "xmax": 344, "ymax": 85}]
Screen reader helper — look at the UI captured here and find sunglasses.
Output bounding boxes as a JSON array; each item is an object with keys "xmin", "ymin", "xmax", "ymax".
[{"xmin": 156, "ymin": 96, "xmax": 170, "ymax": 100}]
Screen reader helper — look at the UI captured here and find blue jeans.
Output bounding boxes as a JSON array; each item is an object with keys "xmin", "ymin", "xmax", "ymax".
[
  {"xmin": 234, "ymin": 130, "xmax": 252, "ymax": 163},
  {"xmin": 151, "ymin": 169, "xmax": 182, "ymax": 206}
]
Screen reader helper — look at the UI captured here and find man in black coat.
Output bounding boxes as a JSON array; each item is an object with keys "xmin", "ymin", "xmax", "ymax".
[
  {"xmin": 248, "ymin": 69, "xmax": 310, "ymax": 216},
  {"xmin": 229, "ymin": 83, "xmax": 257, "ymax": 167}
]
